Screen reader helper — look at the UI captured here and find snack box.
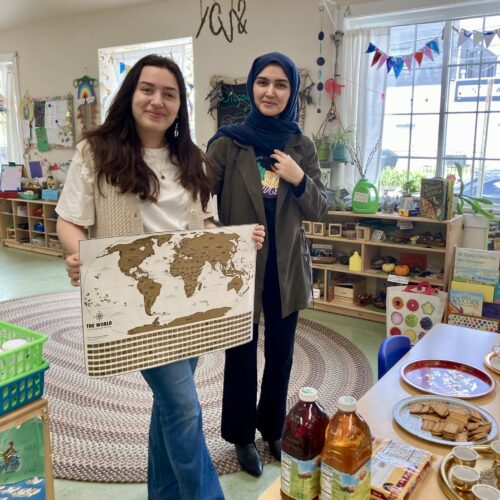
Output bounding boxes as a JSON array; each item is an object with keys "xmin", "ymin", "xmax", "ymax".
[{"xmin": 371, "ymin": 436, "xmax": 433, "ymax": 499}]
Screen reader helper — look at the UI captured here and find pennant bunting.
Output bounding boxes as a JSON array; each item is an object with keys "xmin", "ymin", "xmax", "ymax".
[
  {"xmin": 453, "ymin": 26, "xmax": 500, "ymax": 49},
  {"xmin": 364, "ymin": 37, "xmax": 440, "ymax": 78}
]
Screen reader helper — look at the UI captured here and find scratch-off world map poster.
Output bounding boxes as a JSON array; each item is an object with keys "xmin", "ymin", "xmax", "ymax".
[{"xmin": 79, "ymin": 224, "xmax": 256, "ymax": 378}]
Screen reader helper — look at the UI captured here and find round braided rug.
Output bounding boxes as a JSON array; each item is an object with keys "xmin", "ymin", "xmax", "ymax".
[{"xmin": 0, "ymin": 291, "xmax": 373, "ymax": 483}]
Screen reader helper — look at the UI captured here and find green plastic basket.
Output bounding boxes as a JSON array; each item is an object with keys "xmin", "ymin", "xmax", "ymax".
[{"xmin": 0, "ymin": 321, "xmax": 47, "ymax": 384}]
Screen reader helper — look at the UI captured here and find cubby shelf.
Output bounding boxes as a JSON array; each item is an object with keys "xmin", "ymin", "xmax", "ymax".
[
  {"xmin": 306, "ymin": 211, "xmax": 463, "ymax": 323},
  {"xmin": 0, "ymin": 199, "xmax": 63, "ymax": 257}
]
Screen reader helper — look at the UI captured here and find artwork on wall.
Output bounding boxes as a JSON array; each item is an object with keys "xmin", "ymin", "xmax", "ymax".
[
  {"xmin": 195, "ymin": 0, "xmax": 248, "ymax": 43},
  {"xmin": 29, "ymin": 94, "xmax": 75, "ymax": 151},
  {"xmin": 206, "ymin": 69, "xmax": 312, "ymax": 130},
  {"xmin": 73, "ymin": 75, "xmax": 98, "ymax": 132}
]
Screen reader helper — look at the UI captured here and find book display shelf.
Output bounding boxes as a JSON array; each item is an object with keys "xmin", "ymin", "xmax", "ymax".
[
  {"xmin": 305, "ymin": 211, "xmax": 463, "ymax": 323},
  {"xmin": 0, "ymin": 198, "xmax": 63, "ymax": 257}
]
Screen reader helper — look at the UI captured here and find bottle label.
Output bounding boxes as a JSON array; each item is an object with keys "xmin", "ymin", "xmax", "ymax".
[
  {"xmin": 320, "ymin": 459, "xmax": 371, "ymax": 499},
  {"xmin": 281, "ymin": 451, "xmax": 321, "ymax": 499}
]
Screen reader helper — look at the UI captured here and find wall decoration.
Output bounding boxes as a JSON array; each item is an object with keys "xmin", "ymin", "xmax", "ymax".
[
  {"xmin": 196, "ymin": 0, "xmax": 248, "ymax": 43},
  {"xmin": 207, "ymin": 70, "xmax": 312, "ymax": 129},
  {"xmin": 73, "ymin": 75, "xmax": 98, "ymax": 132},
  {"xmin": 19, "ymin": 92, "xmax": 34, "ymax": 122},
  {"xmin": 30, "ymin": 94, "xmax": 75, "ymax": 150},
  {"xmin": 365, "ymin": 38, "xmax": 440, "ymax": 78}
]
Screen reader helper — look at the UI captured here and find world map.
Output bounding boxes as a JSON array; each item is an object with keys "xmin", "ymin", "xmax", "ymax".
[{"xmin": 79, "ymin": 226, "xmax": 255, "ymax": 342}]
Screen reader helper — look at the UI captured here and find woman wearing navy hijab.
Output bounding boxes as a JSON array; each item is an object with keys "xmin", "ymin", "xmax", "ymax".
[{"xmin": 207, "ymin": 52, "xmax": 328, "ymax": 476}]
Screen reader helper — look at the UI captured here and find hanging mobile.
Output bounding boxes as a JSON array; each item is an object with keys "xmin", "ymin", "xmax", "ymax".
[{"xmin": 316, "ymin": 3, "xmax": 325, "ymax": 113}]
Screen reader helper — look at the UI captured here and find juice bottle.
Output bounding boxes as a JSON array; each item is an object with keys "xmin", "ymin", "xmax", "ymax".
[
  {"xmin": 320, "ymin": 396, "xmax": 372, "ymax": 499},
  {"xmin": 280, "ymin": 387, "xmax": 330, "ymax": 500}
]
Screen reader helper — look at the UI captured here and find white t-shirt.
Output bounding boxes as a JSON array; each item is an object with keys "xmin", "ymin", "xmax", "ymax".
[{"xmin": 56, "ymin": 147, "xmax": 214, "ymax": 232}]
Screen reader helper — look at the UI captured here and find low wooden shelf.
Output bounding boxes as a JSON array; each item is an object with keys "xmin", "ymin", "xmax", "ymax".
[
  {"xmin": 306, "ymin": 211, "xmax": 463, "ymax": 323},
  {"xmin": 0, "ymin": 198, "xmax": 63, "ymax": 257}
]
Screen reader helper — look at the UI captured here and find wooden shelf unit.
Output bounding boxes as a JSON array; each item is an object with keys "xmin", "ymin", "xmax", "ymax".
[
  {"xmin": 0, "ymin": 198, "xmax": 63, "ymax": 257},
  {"xmin": 307, "ymin": 211, "xmax": 463, "ymax": 323}
]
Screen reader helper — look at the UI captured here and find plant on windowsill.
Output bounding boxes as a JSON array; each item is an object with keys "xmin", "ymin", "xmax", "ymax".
[{"xmin": 449, "ymin": 163, "xmax": 496, "ymax": 220}]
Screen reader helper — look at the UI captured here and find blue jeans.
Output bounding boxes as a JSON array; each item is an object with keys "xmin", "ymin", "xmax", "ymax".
[{"xmin": 141, "ymin": 358, "xmax": 224, "ymax": 500}]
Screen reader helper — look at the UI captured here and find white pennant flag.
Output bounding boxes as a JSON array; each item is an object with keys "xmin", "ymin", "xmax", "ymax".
[
  {"xmin": 483, "ymin": 31, "xmax": 496, "ymax": 48},
  {"xmin": 457, "ymin": 29, "xmax": 470, "ymax": 47}
]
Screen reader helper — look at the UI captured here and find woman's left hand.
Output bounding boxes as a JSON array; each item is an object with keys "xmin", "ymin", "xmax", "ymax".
[
  {"xmin": 270, "ymin": 149, "xmax": 305, "ymax": 186},
  {"xmin": 252, "ymin": 224, "xmax": 265, "ymax": 250}
]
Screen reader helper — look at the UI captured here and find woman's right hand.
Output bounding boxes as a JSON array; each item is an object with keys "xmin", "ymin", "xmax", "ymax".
[{"xmin": 65, "ymin": 253, "xmax": 81, "ymax": 286}]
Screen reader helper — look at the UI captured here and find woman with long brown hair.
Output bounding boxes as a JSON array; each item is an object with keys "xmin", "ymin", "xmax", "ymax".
[{"xmin": 56, "ymin": 54, "xmax": 264, "ymax": 499}]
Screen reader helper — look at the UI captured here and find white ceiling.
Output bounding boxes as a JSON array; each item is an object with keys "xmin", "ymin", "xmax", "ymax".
[{"xmin": 0, "ymin": 0, "xmax": 164, "ymax": 32}]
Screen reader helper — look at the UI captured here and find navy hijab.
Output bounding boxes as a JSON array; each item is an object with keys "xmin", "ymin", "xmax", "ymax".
[{"xmin": 207, "ymin": 52, "xmax": 302, "ymax": 157}]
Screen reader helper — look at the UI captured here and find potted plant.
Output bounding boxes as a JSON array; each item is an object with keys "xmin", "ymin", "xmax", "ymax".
[
  {"xmin": 330, "ymin": 124, "xmax": 355, "ymax": 162},
  {"xmin": 312, "ymin": 133, "xmax": 331, "ymax": 162},
  {"xmin": 400, "ymin": 179, "xmax": 419, "ymax": 212},
  {"xmin": 448, "ymin": 163, "xmax": 496, "ymax": 220}
]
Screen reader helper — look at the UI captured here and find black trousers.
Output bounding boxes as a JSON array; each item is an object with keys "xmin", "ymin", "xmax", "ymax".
[{"xmin": 221, "ymin": 263, "xmax": 299, "ymax": 445}]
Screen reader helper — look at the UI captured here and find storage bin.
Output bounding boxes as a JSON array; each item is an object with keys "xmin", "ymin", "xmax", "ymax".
[
  {"xmin": 0, "ymin": 360, "xmax": 49, "ymax": 415},
  {"xmin": 333, "ymin": 276, "xmax": 367, "ymax": 301},
  {"xmin": 0, "ymin": 322, "xmax": 47, "ymax": 383},
  {"xmin": 41, "ymin": 189, "xmax": 60, "ymax": 201}
]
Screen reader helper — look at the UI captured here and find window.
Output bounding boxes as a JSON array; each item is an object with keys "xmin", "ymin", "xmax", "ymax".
[
  {"xmin": 98, "ymin": 38, "xmax": 194, "ymax": 134},
  {"xmin": 0, "ymin": 54, "xmax": 23, "ymax": 167},
  {"xmin": 378, "ymin": 14, "xmax": 500, "ymax": 207}
]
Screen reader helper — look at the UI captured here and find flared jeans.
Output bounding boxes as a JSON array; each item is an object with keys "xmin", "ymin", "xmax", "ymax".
[{"xmin": 141, "ymin": 358, "xmax": 224, "ymax": 500}]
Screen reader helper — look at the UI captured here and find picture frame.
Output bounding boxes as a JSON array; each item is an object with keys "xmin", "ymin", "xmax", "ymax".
[
  {"xmin": 312, "ymin": 222, "xmax": 326, "ymax": 236},
  {"xmin": 371, "ymin": 229, "xmax": 386, "ymax": 241},
  {"xmin": 328, "ymin": 223, "xmax": 343, "ymax": 238},
  {"xmin": 302, "ymin": 221, "xmax": 312, "ymax": 234},
  {"xmin": 345, "ymin": 222, "xmax": 358, "ymax": 232}
]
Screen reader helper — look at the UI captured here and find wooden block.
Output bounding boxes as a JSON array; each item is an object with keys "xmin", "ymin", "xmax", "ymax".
[
  {"xmin": 328, "ymin": 223, "xmax": 343, "ymax": 237},
  {"xmin": 312, "ymin": 222, "xmax": 326, "ymax": 236},
  {"xmin": 302, "ymin": 220, "xmax": 312, "ymax": 234},
  {"xmin": 356, "ymin": 226, "xmax": 372, "ymax": 241}
]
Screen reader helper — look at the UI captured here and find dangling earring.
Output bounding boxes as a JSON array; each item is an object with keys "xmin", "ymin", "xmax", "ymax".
[{"xmin": 174, "ymin": 120, "xmax": 179, "ymax": 138}]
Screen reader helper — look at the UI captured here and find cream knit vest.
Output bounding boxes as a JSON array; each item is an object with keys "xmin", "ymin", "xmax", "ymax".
[{"xmin": 77, "ymin": 141, "xmax": 208, "ymax": 238}]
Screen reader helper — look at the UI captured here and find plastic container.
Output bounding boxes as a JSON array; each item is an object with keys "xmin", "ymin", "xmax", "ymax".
[
  {"xmin": 320, "ymin": 396, "xmax": 372, "ymax": 499},
  {"xmin": 352, "ymin": 179, "xmax": 379, "ymax": 214},
  {"xmin": 280, "ymin": 387, "xmax": 329, "ymax": 500},
  {"xmin": 0, "ymin": 321, "xmax": 47, "ymax": 383},
  {"xmin": 0, "ymin": 360, "xmax": 49, "ymax": 415}
]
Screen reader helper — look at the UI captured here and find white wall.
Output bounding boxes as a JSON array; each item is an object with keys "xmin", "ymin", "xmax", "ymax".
[{"xmin": 0, "ymin": 0, "xmax": 333, "ymax": 164}]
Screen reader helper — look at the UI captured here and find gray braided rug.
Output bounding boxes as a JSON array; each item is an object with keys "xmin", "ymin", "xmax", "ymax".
[{"xmin": 0, "ymin": 291, "xmax": 373, "ymax": 483}]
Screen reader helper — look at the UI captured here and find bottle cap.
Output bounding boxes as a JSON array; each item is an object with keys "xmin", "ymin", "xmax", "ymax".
[
  {"xmin": 337, "ymin": 395, "xmax": 357, "ymax": 412},
  {"xmin": 299, "ymin": 387, "xmax": 318, "ymax": 402}
]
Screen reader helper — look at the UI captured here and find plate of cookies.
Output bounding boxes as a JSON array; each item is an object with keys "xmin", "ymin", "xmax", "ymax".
[
  {"xmin": 393, "ymin": 395, "xmax": 497, "ymax": 446},
  {"xmin": 400, "ymin": 359, "xmax": 495, "ymax": 398}
]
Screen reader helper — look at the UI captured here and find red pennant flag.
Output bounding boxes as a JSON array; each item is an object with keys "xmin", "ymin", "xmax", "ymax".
[
  {"xmin": 371, "ymin": 49, "xmax": 382, "ymax": 66},
  {"xmin": 414, "ymin": 51, "xmax": 424, "ymax": 66},
  {"xmin": 403, "ymin": 55, "xmax": 413, "ymax": 71}
]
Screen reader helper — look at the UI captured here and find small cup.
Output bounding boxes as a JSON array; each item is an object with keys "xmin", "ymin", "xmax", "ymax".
[
  {"xmin": 492, "ymin": 343, "xmax": 500, "ymax": 357},
  {"xmin": 492, "ymin": 441, "xmax": 500, "ymax": 462},
  {"xmin": 471, "ymin": 484, "xmax": 500, "ymax": 500},
  {"xmin": 451, "ymin": 465, "xmax": 480, "ymax": 492},
  {"xmin": 453, "ymin": 446, "xmax": 479, "ymax": 467}
]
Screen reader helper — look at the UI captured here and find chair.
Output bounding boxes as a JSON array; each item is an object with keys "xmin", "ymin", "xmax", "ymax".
[{"xmin": 377, "ymin": 336, "xmax": 412, "ymax": 379}]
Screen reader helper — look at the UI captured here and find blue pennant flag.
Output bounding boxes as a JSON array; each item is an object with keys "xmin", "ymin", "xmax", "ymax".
[
  {"xmin": 386, "ymin": 57, "xmax": 393, "ymax": 73},
  {"xmin": 426, "ymin": 39, "xmax": 440, "ymax": 55},
  {"xmin": 393, "ymin": 58, "xmax": 404, "ymax": 78},
  {"xmin": 119, "ymin": 61, "xmax": 126, "ymax": 74},
  {"xmin": 366, "ymin": 42, "xmax": 377, "ymax": 53}
]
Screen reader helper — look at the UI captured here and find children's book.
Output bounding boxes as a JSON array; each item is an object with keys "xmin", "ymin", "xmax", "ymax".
[
  {"xmin": 419, "ymin": 177, "xmax": 447, "ymax": 220},
  {"xmin": 448, "ymin": 289, "xmax": 484, "ymax": 317},
  {"xmin": 453, "ymin": 248, "xmax": 500, "ymax": 285}
]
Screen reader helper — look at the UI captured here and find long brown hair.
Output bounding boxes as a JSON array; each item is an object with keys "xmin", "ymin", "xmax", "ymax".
[{"xmin": 83, "ymin": 54, "xmax": 212, "ymax": 210}]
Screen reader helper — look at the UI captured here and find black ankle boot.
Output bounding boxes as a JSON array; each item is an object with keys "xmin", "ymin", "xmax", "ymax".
[
  {"xmin": 234, "ymin": 442, "xmax": 263, "ymax": 477},
  {"xmin": 267, "ymin": 438, "xmax": 282, "ymax": 461}
]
